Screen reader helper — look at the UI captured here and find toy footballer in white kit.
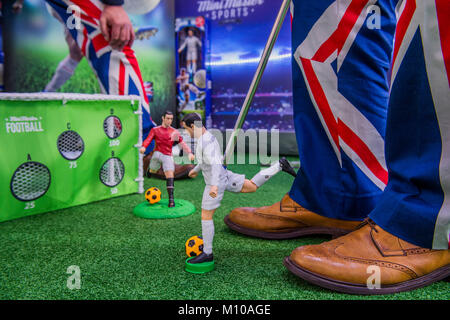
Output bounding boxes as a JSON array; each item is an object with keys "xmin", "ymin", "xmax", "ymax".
[
  {"xmin": 181, "ymin": 113, "xmax": 297, "ymax": 264},
  {"xmin": 178, "ymin": 29, "xmax": 202, "ymax": 77}
]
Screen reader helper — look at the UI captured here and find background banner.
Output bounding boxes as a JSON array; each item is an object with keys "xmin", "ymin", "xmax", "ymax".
[
  {"xmin": 175, "ymin": 16, "xmax": 212, "ymax": 126},
  {"xmin": 175, "ymin": 0, "xmax": 294, "ymax": 135},
  {"xmin": 0, "ymin": 0, "xmax": 176, "ymax": 122}
]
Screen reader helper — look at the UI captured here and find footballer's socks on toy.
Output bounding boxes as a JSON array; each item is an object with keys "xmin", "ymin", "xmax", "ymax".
[
  {"xmin": 250, "ymin": 161, "xmax": 283, "ymax": 188},
  {"xmin": 201, "ymin": 219, "xmax": 214, "ymax": 255},
  {"xmin": 167, "ymin": 178, "xmax": 175, "ymax": 207},
  {"xmin": 44, "ymin": 56, "xmax": 79, "ymax": 92},
  {"xmin": 188, "ymin": 252, "xmax": 214, "ymax": 264},
  {"xmin": 279, "ymin": 157, "xmax": 297, "ymax": 178}
]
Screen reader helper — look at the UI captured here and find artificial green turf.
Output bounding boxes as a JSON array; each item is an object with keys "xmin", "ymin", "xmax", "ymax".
[{"xmin": 0, "ymin": 157, "xmax": 448, "ymax": 300}]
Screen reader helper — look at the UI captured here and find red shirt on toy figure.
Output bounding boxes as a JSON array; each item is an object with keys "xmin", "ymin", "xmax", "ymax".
[{"xmin": 142, "ymin": 125, "xmax": 192, "ymax": 156}]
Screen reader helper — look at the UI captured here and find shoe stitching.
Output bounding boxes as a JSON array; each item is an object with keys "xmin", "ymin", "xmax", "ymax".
[
  {"xmin": 341, "ymin": 256, "xmax": 418, "ymax": 279},
  {"xmin": 332, "ymin": 243, "xmax": 418, "ymax": 279},
  {"xmin": 403, "ymin": 248, "xmax": 435, "ymax": 255}
]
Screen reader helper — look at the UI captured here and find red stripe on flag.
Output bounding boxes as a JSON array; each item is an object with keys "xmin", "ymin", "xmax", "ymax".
[
  {"xmin": 81, "ymin": 28, "xmax": 89, "ymax": 56},
  {"xmin": 339, "ymin": 120, "xmax": 388, "ymax": 185},
  {"xmin": 313, "ymin": 0, "xmax": 368, "ymax": 62},
  {"xmin": 91, "ymin": 33, "xmax": 109, "ymax": 54},
  {"xmin": 80, "ymin": 13, "xmax": 97, "ymax": 27},
  {"xmin": 435, "ymin": 0, "xmax": 450, "ymax": 87},
  {"xmin": 392, "ymin": 0, "xmax": 416, "ymax": 67},
  {"xmin": 119, "ymin": 61, "xmax": 125, "ymax": 95},
  {"xmin": 123, "ymin": 46, "xmax": 150, "ymax": 106},
  {"xmin": 301, "ymin": 58, "xmax": 339, "ymax": 147},
  {"xmin": 70, "ymin": 0, "xmax": 102, "ymax": 19},
  {"xmin": 302, "ymin": 59, "xmax": 388, "ymax": 185}
]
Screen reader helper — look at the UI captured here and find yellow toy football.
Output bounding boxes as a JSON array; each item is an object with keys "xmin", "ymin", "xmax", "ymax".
[
  {"xmin": 185, "ymin": 235, "xmax": 204, "ymax": 257},
  {"xmin": 145, "ymin": 187, "xmax": 162, "ymax": 204}
]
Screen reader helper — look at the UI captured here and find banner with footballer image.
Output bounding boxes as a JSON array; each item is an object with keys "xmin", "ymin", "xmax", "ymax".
[
  {"xmin": 175, "ymin": 0, "xmax": 295, "ymax": 138},
  {"xmin": 175, "ymin": 16, "xmax": 212, "ymax": 127}
]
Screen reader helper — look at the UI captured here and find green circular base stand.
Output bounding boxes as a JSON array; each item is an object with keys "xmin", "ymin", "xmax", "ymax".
[
  {"xmin": 133, "ymin": 199, "xmax": 196, "ymax": 219},
  {"xmin": 185, "ymin": 257, "xmax": 215, "ymax": 274}
]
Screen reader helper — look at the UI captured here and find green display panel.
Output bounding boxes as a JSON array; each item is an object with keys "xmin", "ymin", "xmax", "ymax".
[{"xmin": 0, "ymin": 93, "xmax": 143, "ymax": 223}]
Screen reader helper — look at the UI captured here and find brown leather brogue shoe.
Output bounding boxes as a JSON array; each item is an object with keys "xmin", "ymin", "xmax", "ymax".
[
  {"xmin": 143, "ymin": 153, "xmax": 195, "ymax": 180},
  {"xmin": 284, "ymin": 219, "xmax": 450, "ymax": 295},
  {"xmin": 224, "ymin": 194, "xmax": 361, "ymax": 239}
]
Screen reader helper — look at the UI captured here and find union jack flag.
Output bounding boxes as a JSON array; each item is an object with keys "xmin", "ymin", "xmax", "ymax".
[{"xmin": 289, "ymin": 0, "xmax": 449, "ymax": 249}]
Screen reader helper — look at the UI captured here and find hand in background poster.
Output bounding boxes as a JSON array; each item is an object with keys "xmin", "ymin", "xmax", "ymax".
[
  {"xmin": 12, "ymin": 0, "xmax": 24, "ymax": 14},
  {"xmin": 100, "ymin": 5, "xmax": 135, "ymax": 51}
]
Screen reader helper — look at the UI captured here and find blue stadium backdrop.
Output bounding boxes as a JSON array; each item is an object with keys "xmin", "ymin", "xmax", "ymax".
[{"xmin": 175, "ymin": 0, "xmax": 296, "ymax": 154}]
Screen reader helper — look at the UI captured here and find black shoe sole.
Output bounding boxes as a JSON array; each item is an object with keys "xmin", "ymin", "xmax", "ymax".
[
  {"xmin": 283, "ymin": 256, "xmax": 450, "ymax": 295},
  {"xmin": 279, "ymin": 157, "xmax": 297, "ymax": 178},
  {"xmin": 224, "ymin": 215, "xmax": 350, "ymax": 240},
  {"xmin": 188, "ymin": 254, "xmax": 214, "ymax": 264}
]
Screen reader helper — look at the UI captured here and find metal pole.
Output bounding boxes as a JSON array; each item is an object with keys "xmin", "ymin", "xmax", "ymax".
[{"xmin": 223, "ymin": 0, "xmax": 291, "ymax": 165}]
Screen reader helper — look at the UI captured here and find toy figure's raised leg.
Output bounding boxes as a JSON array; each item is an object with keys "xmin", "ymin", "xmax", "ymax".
[{"xmin": 250, "ymin": 157, "xmax": 297, "ymax": 189}]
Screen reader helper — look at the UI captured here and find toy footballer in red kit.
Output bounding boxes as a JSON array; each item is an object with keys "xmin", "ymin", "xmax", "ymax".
[{"xmin": 140, "ymin": 111, "xmax": 195, "ymax": 207}]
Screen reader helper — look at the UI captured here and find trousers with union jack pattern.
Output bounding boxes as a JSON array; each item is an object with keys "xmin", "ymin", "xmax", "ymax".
[
  {"xmin": 290, "ymin": 0, "xmax": 449, "ymax": 249},
  {"xmin": 45, "ymin": 0, "xmax": 156, "ymax": 142}
]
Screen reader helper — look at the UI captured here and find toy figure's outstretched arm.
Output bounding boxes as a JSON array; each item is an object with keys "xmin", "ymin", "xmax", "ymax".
[
  {"xmin": 142, "ymin": 129, "xmax": 155, "ymax": 148},
  {"xmin": 188, "ymin": 164, "xmax": 201, "ymax": 178},
  {"xmin": 140, "ymin": 128, "xmax": 155, "ymax": 154}
]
